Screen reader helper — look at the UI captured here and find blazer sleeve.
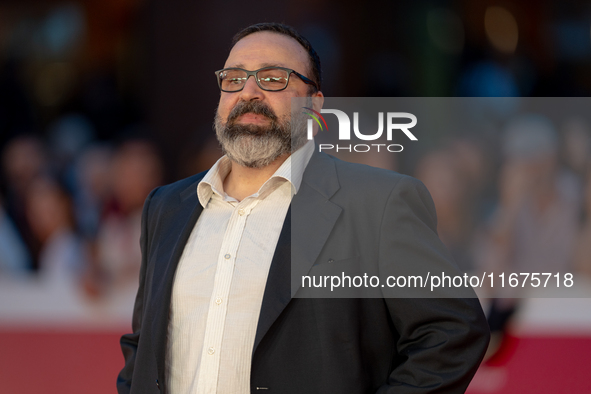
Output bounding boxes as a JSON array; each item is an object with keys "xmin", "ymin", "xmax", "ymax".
[
  {"xmin": 116, "ymin": 187, "xmax": 159, "ymax": 394},
  {"xmin": 376, "ymin": 176, "xmax": 490, "ymax": 393}
]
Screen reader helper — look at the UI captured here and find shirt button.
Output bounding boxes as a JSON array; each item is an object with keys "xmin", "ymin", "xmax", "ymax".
[
  {"xmin": 224, "ymin": 253, "xmax": 231, "ymax": 259},
  {"xmin": 215, "ymin": 297, "xmax": 223, "ymax": 305},
  {"xmin": 207, "ymin": 347, "xmax": 215, "ymax": 355},
  {"xmin": 238, "ymin": 209, "xmax": 245, "ymax": 216}
]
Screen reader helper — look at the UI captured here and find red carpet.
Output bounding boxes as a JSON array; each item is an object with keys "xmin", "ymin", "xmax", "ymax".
[
  {"xmin": 0, "ymin": 330, "xmax": 590, "ymax": 393},
  {"xmin": 468, "ymin": 335, "xmax": 591, "ymax": 393},
  {"xmin": 0, "ymin": 329, "xmax": 125, "ymax": 394}
]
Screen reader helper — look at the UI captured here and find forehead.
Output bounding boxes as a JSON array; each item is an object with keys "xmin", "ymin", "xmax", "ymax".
[{"xmin": 224, "ymin": 31, "xmax": 310, "ymax": 73}]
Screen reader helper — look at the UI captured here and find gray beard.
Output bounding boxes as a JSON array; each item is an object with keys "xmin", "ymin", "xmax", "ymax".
[{"xmin": 214, "ymin": 101, "xmax": 309, "ymax": 169}]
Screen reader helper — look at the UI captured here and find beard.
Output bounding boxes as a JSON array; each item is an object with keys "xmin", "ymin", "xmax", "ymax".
[{"xmin": 214, "ymin": 100, "xmax": 309, "ymax": 169}]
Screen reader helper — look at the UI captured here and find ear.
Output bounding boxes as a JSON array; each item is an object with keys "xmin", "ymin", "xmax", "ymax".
[{"xmin": 311, "ymin": 90, "xmax": 324, "ymax": 112}]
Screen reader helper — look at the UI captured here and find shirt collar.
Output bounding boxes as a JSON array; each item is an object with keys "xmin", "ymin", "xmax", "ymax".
[{"xmin": 197, "ymin": 139, "xmax": 315, "ymax": 208}]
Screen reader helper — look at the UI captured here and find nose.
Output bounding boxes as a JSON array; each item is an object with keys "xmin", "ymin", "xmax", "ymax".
[{"xmin": 238, "ymin": 74, "xmax": 264, "ymax": 101}]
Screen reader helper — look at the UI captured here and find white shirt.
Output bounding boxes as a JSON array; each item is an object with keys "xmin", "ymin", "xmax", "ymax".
[{"xmin": 167, "ymin": 140, "xmax": 314, "ymax": 394}]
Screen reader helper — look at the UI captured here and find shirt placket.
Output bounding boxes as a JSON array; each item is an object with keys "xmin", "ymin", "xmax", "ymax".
[{"xmin": 195, "ymin": 197, "xmax": 259, "ymax": 394}]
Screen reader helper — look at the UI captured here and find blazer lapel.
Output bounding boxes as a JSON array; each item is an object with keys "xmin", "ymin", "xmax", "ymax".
[
  {"xmin": 253, "ymin": 150, "xmax": 342, "ymax": 354},
  {"xmin": 151, "ymin": 177, "xmax": 205, "ymax": 386},
  {"xmin": 252, "ymin": 206, "xmax": 292, "ymax": 353}
]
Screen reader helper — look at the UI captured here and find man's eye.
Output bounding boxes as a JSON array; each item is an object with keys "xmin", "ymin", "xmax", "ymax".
[
  {"xmin": 228, "ymin": 78, "xmax": 245, "ymax": 85},
  {"xmin": 260, "ymin": 77, "xmax": 286, "ymax": 84}
]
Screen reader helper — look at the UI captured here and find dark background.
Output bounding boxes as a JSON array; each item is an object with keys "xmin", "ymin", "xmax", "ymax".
[{"xmin": 2, "ymin": 0, "xmax": 590, "ymax": 179}]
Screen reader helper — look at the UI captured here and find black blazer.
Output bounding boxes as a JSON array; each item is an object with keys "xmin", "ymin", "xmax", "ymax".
[{"xmin": 117, "ymin": 150, "xmax": 490, "ymax": 394}]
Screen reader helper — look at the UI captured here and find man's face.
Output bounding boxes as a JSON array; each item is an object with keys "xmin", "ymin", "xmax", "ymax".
[{"xmin": 215, "ymin": 31, "xmax": 323, "ymax": 168}]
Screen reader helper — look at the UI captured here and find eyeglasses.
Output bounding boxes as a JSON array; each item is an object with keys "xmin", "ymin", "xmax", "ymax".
[{"xmin": 214, "ymin": 67, "xmax": 318, "ymax": 92}]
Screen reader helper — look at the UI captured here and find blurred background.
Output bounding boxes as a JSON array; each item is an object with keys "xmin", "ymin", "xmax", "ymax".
[{"xmin": 0, "ymin": 0, "xmax": 590, "ymax": 393}]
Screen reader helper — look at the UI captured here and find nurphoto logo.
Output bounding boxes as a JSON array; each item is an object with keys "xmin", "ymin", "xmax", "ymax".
[{"xmin": 303, "ymin": 107, "xmax": 418, "ymax": 153}]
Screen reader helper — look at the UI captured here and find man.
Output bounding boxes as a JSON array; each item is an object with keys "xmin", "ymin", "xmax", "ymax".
[{"xmin": 117, "ymin": 23, "xmax": 489, "ymax": 394}]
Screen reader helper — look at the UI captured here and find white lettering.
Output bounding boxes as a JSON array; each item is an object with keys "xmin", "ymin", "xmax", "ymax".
[
  {"xmin": 387, "ymin": 112, "xmax": 417, "ymax": 140},
  {"xmin": 353, "ymin": 112, "xmax": 383, "ymax": 140}
]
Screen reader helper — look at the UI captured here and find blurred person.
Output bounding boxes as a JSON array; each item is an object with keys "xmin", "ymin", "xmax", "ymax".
[
  {"xmin": 564, "ymin": 119, "xmax": 591, "ymax": 278},
  {"xmin": 178, "ymin": 135, "xmax": 223, "ymax": 179},
  {"xmin": 73, "ymin": 144, "xmax": 113, "ymax": 239},
  {"xmin": 1, "ymin": 136, "xmax": 48, "ymax": 199},
  {"xmin": 118, "ymin": 23, "xmax": 489, "ymax": 394},
  {"xmin": 0, "ymin": 195, "xmax": 31, "ymax": 275},
  {"xmin": 91, "ymin": 140, "xmax": 163, "ymax": 297},
  {"xmin": 414, "ymin": 148, "xmax": 476, "ymax": 272},
  {"xmin": 1, "ymin": 135, "xmax": 49, "ymax": 271},
  {"xmin": 478, "ymin": 114, "xmax": 582, "ymax": 356},
  {"xmin": 48, "ymin": 113, "xmax": 97, "ymax": 204},
  {"xmin": 573, "ymin": 168, "xmax": 591, "ymax": 278},
  {"xmin": 449, "ymin": 139, "xmax": 498, "ymax": 229},
  {"xmin": 486, "ymin": 115, "xmax": 581, "ymax": 274},
  {"xmin": 24, "ymin": 176, "xmax": 86, "ymax": 282},
  {"xmin": 449, "ymin": 139, "xmax": 491, "ymax": 202},
  {"xmin": 74, "ymin": 144, "xmax": 114, "ymax": 299},
  {"xmin": 562, "ymin": 118, "xmax": 591, "ymax": 176}
]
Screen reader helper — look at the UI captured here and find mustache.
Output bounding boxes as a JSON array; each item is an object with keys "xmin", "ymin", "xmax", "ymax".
[{"xmin": 226, "ymin": 101, "xmax": 278, "ymax": 124}]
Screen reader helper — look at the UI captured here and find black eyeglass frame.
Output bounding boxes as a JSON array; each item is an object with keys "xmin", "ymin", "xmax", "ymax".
[{"xmin": 214, "ymin": 66, "xmax": 319, "ymax": 92}]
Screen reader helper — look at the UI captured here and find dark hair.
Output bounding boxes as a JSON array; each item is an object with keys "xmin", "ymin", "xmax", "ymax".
[{"xmin": 232, "ymin": 22, "xmax": 322, "ymax": 92}]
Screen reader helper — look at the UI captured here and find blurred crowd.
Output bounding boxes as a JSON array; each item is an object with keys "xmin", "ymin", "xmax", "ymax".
[
  {"xmin": 0, "ymin": 133, "xmax": 163, "ymax": 308},
  {"xmin": 415, "ymin": 114, "xmax": 591, "ymax": 280},
  {"xmin": 1, "ymin": 109, "xmax": 590, "ymax": 320},
  {"xmin": 413, "ymin": 113, "xmax": 591, "ymax": 358},
  {"xmin": 1, "ymin": 1, "xmax": 591, "ymax": 326}
]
